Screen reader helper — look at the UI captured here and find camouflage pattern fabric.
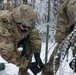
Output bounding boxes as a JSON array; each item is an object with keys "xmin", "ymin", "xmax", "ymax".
[
  {"xmin": 55, "ymin": 0, "xmax": 76, "ymax": 44},
  {"xmin": 0, "ymin": 4, "xmax": 41, "ymax": 75},
  {"xmin": 13, "ymin": 4, "xmax": 36, "ymax": 27},
  {"xmin": 54, "ymin": 0, "xmax": 76, "ymax": 74}
]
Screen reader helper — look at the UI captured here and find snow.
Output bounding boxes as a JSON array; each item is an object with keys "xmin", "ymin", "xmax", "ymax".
[
  {"xmin": 56, "ymin": 47, "xmax": 76, "ymax": 75},
  {"xmin": 3, "ymin": 0, "xmax": 7, "ymax": 3},
  {"xmin": 0, "ymin": 56, "xmax": 19, "ymax": 75},
  {"xmin": 40, "ymin": 42, "xmax": 57, "ymax": 63}
]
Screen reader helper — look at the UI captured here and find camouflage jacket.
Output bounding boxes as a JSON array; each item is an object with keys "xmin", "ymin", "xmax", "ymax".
[
  {"xmin": 0, "ymin": 10, "xmax": 41, "ymax": 68},
  {"xmin": 55, "ymin": 0, "xmax": 76, "ymax": 44}
]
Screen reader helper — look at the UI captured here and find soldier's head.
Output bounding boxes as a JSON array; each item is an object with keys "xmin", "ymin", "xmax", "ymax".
[{"xmin": 13, "ymin": 4, "xmax": 36, "ymax": 31}]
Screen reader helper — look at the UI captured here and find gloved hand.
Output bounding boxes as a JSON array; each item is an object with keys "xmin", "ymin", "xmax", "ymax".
[
  {"xmin": 27, "ymin": 53, "xmax": 44, "ymax": 75},
  {"xmin": 28, "ymin": 62, "xmax": 43, "ymax": 75},
  {"xmin": 34, "ymin": 53, "xmax": 44, "ymax": 69},
  {"xmin": 0, "ymin": 63, "xmax": 5, "ymax": 70}
]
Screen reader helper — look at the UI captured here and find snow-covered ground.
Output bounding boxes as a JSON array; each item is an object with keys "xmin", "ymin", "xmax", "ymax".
[
  {"xmin": 56, "ymin": 47, "xmax": 76, "ymax": 75},
  {"xmin": 0, "ymin": 56, "xmax": 19, "ymax": 75}
]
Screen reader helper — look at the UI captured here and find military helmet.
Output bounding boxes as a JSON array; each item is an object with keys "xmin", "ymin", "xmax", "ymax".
[{"xmin": 13, "ymin": 4, "xmax": 36, "ymax": 27}]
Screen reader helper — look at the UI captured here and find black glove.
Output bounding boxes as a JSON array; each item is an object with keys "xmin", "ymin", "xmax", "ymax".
[
  {"xmin": 34, "ymin": 53, "xmax": 44, "ymax": 69},
  {"xmin": 28, "ymin": 62, "xmax": 42, "ymax": 75},
  {"xmin": 0, "ymin": 63, "xmax": 5, "ymax": 70},
  {"xmin": 27, "ymin": 53, "xmax": 44, "ymax": 75},
  {"xmin": 18, "ymin": 38, "xmax": 28, "ymax": 61}
]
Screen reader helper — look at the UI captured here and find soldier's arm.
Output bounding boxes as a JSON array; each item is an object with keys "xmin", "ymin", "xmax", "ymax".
[
  {"xmin": 55, "ymin": 2, "xmax": 69, "ymax": 44},
  {"xmin": 29, "ymin": 27, "xmax": 41, "ymax": 54},
  {"xmin": 28, "ymin": 27, "xmax": 45, "ymax": 74}
]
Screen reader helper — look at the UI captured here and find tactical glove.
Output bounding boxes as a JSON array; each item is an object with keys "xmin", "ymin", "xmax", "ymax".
[
  {"xmin": 28, "ymin": 62, "xmax": 43, "ymax": 75},
  {"xmin": 27, "ymin": 53, "xmax": 44, "ymax": 75},
  {"xmin": 34, "ymin": 53, "xmax": 44, "ymax": 69},
  {"xmin": 0, "ymin": 63, "xmax": 5, "ymax": 70}
]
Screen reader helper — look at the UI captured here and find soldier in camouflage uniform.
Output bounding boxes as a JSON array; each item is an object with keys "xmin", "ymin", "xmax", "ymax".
[
  {"xmin": 55, "ymin": 0, "xmax": 76, "ymax": 73},
  {"xmin": 0, "ymin": 4, "xmax": 44, "ymax": 75},
  {"xmin": 55, "ymin": 0, "xmax": 76, "ymax": 44},
  {"xmin": 43, "ymin": 0, "xmax": 76, "ymax": 75}
]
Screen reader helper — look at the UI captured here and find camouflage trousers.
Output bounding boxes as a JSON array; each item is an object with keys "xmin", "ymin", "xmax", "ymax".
[
  {"xmin": 0, "ymin": 50, "xmax": 31, "ymax": 75},
  {"xmin": 18, "ymin": 68, "xmax": 30, "ymax": 75}
]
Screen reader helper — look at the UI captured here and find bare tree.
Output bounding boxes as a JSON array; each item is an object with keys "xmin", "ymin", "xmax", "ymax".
[
  {"xmin": 31, "ymin": 0, "xmax": 36, "ymax": 8},
  {"xmin": 23, "ymin": 0, "xmax": 28, "ymax": 4},
  {"xmin": 0, "ymin": 0, "xmax": 3, "ymax": 10}
]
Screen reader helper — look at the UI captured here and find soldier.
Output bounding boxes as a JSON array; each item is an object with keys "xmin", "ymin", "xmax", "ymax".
[
  {"xmin": 43, "ymin": 0, "xmax": 76, "ymax": 75},
  {"xmin": 55, "ymin": 0, "xmax": 76, "ymax": 44},
  {"xmin": 55, "ymin": 0, "xmax": 76, "ymax": 73},
  {"xmin": 0, "ymin": 4, "xmax": 44, "ymax": 75}
]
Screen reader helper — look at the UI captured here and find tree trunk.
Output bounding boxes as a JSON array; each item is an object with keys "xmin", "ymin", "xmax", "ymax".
[
  {"xmin": 31, "ymin": 0, "xmax": 35, "ymax": 8},
  {"xmin": 23, "ymin": 0, "xmax": 28, "ymax": 4},
  {"xmin": 0, "ymin": 0, "xmax": 3, "ymax": 10}
]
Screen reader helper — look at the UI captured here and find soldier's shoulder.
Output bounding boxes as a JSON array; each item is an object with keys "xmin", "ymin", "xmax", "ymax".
[
  {"xmin": 0, "ymin": 10, "xmax": 10, "ymax": 17},
  {"xmin": 0, "ymin": 10, "xmax": 13, "ymax": 22},
  {"xmin": 59, "ymin": 1, "xmax": 68, "ymax": 11}
]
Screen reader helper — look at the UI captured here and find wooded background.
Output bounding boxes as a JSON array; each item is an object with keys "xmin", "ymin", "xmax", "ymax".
[
  {"xmin": 0, "ymin": 0, "xmax": 28, "ymax": 10},
  {"xmin": 0, "ymin": 0, "xmax": 68, "ymax": 10},
  {"xmin": 0, "ymin": 0, "xmax": 69, "ymax": 20}
]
